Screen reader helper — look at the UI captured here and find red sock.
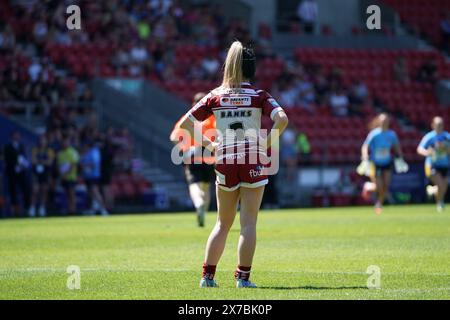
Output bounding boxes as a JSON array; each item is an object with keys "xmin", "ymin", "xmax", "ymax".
[
  {"xmin": 202, "ymin": 263, "xmax": 216, "ymax": 280},
  {"xmin": 235, "ymin": 265, "xmax": 251, "ymax": 280}
]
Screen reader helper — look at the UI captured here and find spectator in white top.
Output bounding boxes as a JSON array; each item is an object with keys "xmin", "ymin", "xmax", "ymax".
[
  {"xmin": 201, "ymin": 52, "xmax": 220, "ymax": 80},
  {"xmin": 278, "ymin": 80, "xmax": 299, "ymax": 108},
  {"xmin": 297, "ymin": 0, "xmax": 319, "ymax": 34},
  {"xmin": 112, "ymin": 44, "xmax": 130, "ymax": 68},
  {"xmin": 33, "ymin": 18, "xmax": 48, "ymax": 44},
  {"xmin": 295, "ymin": 74, "xmax": 315, "ymax": 112},
  {"xmin": 128, "ymin": 62, "xmax": 143, "ymax": 77},
  {"xmin": 130, "ymin": 41, "xmax": 148, "ymax": 64},
  {"xmin": 329, "ymin": 88, "xmax": 349, "ymax": 117},
  {"xmin": 28, "ymin": 58, "xmax": 42, "ymax": 83},
  {"xmin": 350, "ymin": 79, "xmax": 368, "ymax": 105},
  {"xmin": 349, "ymin": 79, "xmax": 368, "ymax": 116}
]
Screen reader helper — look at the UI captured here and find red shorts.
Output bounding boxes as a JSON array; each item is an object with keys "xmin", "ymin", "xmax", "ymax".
[{"xmin": 214, "ymin": 162, "xmax": 268, "ymax": 191}]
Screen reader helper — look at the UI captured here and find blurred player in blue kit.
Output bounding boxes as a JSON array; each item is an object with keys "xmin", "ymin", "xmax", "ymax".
[
  {"xmin": 417, "ymin": 117, "xmax": 450, "ymax": 212},
  {"xmin": 358, "ymin": 114, "xmax": 408, "ymax": 214}
]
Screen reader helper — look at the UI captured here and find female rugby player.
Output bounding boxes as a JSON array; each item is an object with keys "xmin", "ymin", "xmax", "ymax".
[
  {"xmin": 170, "ymin": 93, "xmax": 216, "ymax": 227},
  {"xmin": 178, "ymin": 41, "xmax": 288, "ymax": 288},
  {"xmin": 359, "ymin": 113, "xmax": 407, "ymax": 214},
  {"xmin": 417, "ymin": 117, "xmax": 450, "ymax": 212}
]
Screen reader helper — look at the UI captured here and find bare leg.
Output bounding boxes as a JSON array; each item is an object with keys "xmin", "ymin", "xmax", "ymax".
[
  {"xmin": 285, "ymin": 159, "xmax": 297, "ymax": 182},
  {"xmin": 375, "ymin": 175, "xmax": 384, "ymax": 205},
  {"xmin": 439, "ymin": 178, "xmax": 448, "ymax": 204},
  {"xmin": 189, "ymin": 182, "xmax": 208, "ymax": 226},
  {"xmin": 31, "ymin": 183, "xmax": 38, "ymax": 208},
  {"xmin": 237, "ymin": 186, "xmax": 265, "ymax": 267},
  {"xmin": 204, "ymin": 186, "xmax": 239, "ymax": 265},
  {"xmin": 29, "ymin": 183, "xmax": 39, "ymax": 216},
  {"xmin": 40, "ymin": 184, "xmax": 48, "ymax": 208},
  {"xmin": 102, "ymin": 184, "xmax": 114, "ymax": 210},
  {"xmin": 375, "ymin": 170, "xmax": 390, "ymax": 204},
  {"xmin": 200, "ymin": 182, "xmax": 211, "ymax": 211},
  {"xmin": 91, "ymin": 185, "xmax": 106, "ymax": 209},
  {"xmin": 67, "ymin": 187, "xmax": 76, "ymax": 214},
  {"xmin": 39, "ymin": 184, "xmax": 48, "ymax": 216},
  {"xmin": 382, "ymin": 170, "xmax": 392, "ymax": 204},
  {"xmin": 430, "ymin": 174, "xmax": 448, "ymax": 207}
]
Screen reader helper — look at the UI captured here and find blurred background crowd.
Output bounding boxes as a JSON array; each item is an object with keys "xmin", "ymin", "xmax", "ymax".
[{"xmin": 0, "ymin": 0, "xmax": 449, "ymax": 217}]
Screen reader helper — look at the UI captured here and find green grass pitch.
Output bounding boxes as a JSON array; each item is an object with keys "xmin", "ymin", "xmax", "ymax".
[{"xmin": 0, "ymin": 205, "xmax": 449, "ymax": 300}]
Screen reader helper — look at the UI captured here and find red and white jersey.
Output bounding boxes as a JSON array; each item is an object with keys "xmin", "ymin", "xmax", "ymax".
[{"xmin": 186, "ymin": 82, "xmax": 284, "ymax": 161}]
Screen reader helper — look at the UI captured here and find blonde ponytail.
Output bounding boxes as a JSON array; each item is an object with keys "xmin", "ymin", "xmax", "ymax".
[{"xmin": 221, "ymin": 41, "xmax": 244, "ymax": 89}]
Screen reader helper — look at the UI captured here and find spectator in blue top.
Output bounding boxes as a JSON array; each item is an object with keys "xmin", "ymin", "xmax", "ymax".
[
  {"xmin": 361, "ymin": 114, "xmax": 405, "ymax": 214},
  {"xmin": 80, "ymin": 141, "xmax": 108, "ymax": 216},
  {"xmin": 417, "ymin": 117, "xmax": 450, "ymax": 212}
]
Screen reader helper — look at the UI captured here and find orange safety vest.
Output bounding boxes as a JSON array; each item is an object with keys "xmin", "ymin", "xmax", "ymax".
[{"xmin": 171, "ymin": 115, "xmax": 216, "ymax": 164}]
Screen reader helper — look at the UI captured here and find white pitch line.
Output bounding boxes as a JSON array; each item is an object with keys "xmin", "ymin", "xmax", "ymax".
[
  {"xmin": 0, "ymin": 268, "xmax": 191, "ymax": 273},
  {"xmin": 381, "ymin": 288, "xmax": 450, "ymax": 293},
  {"xmin": 0, "ymin": 268, "xmax": 448, "ymax": 277},
  {"xmin": 281, "ymin": 270, "xmax": 450, "ymax": 276}
]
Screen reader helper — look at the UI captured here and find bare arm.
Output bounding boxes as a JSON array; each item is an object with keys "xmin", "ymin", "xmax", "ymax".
[
  {"xmin": 179, "ymin": 117, "xmax": 214, "ymax": 152},
  {"xmin": 169, "ymin": 128, "xmax": 179, "ymax": 145},
  {"xmin": 417, "ymin": 145, "xmax": 432, "ymax": 157},
  {"xmin": 361, "ymin": 143, "xmax": 369, "ymax": 161},
  {"xmin": 266, "ymin": 111, "xmax": 289, "ymax": 148}
]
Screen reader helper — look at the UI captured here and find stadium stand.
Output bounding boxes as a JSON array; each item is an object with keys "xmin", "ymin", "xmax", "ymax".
[
  {"xmin": 0, "ymin": 0, "xmax": 449, "ymax": 213},
  {"xmin": 0, "ymin": 1, "xmax": 159, "ymax": 213},
  {"xmin": 293, "ymin": 48, "xmax": 450, "ymax": 163},
  {"xmin": 382, "ymin": 0, "xmax": 450, "ymax": 51}
]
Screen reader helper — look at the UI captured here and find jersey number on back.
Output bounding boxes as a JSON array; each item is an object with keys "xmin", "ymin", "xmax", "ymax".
[{"xmin": 229, "ymin": 122, "xmax": 244, "ymax": 131}]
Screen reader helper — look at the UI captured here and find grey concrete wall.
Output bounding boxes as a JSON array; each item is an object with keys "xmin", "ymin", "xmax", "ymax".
[
  {"xmin": 436, "ymin": 80, "xmax": 450, "ymax": 106},
  {"xmin": 240, "ymin": 0, "xmax": 276, "ymax": 37},
  {"xmin": 92, "ymin": 79, "xmax": 188, "ymax": 177},
  {"xmin": 273, "ymin": 34, "xmax": 421, "ymax": 58},
  {"xmin": 316, "ymin": 0, "xmax": 360, "ymax": 35},
  {"xmin": 231, "ymin": 0, "xmax": 399, "ymax": 37}
]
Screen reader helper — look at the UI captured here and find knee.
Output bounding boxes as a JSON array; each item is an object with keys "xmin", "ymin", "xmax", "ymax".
[
  {"xmin": 379, "ymin": 182, "xmax": 388, "ymax": 190},
  {"xmin": 216, "ymin": 220, "xmax": 233, "ymax": 233},
  {"xmin": 240, "ymin": 222, "xmax": 257, "ymax": 235}
]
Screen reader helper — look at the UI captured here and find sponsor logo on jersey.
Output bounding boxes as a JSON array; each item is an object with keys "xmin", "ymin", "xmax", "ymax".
[
  {"xmin": 249, "ymin": 165, "xmax": 264, "ymax": 178},
  {"xmin": 219, "ymin": 110, "xmax": 252, "ymax": 118},
  {"xmin": 216, "ymin": 88, "xmax": 258, "ymax": 95},
  {"xmin": 220, "ymin": 96, "xmax": 252, "ymax": 107}
]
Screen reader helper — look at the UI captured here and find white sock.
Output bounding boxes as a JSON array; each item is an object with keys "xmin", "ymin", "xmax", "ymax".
[{"xmin": 189, "ymin": 184, "xmax": 205, "ymax": 210}]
